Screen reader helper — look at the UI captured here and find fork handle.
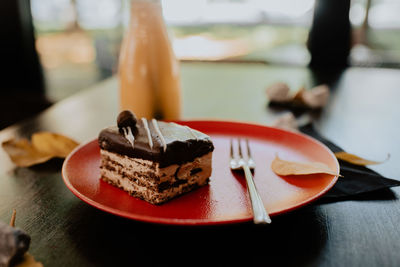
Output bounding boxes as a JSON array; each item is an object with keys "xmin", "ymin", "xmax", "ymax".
[{"xmin": 242, "ymin": 165, "xmax": 272, "ymax": 224}]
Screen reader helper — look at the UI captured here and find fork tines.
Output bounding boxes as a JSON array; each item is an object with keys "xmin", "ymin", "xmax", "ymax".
[{"xmin": 231, "ymin": 138, "xmax": 252, "ymax": 160}]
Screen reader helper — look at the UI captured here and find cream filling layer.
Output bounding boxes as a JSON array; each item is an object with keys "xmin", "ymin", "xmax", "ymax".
[{"xmin": 100, "ymin": 150, "xmax": 213, "ymax": 202}]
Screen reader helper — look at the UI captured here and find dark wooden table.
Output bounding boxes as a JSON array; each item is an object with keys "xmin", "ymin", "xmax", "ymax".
[{"xmin": 1, "ymin": 62, "xmax": 400, "ymax": 266}]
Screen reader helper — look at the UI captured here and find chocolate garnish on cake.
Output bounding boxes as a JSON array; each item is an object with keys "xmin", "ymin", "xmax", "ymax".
[{"xmin": 98, "ymin": 111, "xmax": 214, "ymax": 204}]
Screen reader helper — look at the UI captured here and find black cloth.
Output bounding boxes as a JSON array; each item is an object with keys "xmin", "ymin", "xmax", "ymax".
[{"xmin": 299, "ymin": 123, "xmax": 400, "ymax": 199}]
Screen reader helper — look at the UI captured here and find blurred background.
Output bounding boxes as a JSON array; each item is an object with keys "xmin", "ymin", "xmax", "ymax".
[
  {"xmin": 30, "ymin": 0, "xmax": 400, "ymax": 102},
  {"xmin": 1, "ymin": 0, "xmax": 400, "ymax": 129}
]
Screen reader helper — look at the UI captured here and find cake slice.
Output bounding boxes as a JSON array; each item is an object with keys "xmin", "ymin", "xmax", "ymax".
[{"xmin": 98, "ymin": 111, "xmax": 214, "ymax": 204}]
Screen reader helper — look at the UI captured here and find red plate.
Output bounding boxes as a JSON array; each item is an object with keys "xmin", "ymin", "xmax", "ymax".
[{"xmin": 62, "ymin": 120, "xmax": 339, "ymax": 225}]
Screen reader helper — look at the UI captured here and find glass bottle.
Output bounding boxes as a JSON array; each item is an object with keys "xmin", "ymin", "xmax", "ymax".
[{"xmin": 118, "ymin": 0, "xmax": 181, "ymax": 120}]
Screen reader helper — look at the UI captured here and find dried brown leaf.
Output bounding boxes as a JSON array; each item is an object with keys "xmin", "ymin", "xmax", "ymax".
[
  {"xmin": 271, "ymin": 155, "xmax": 340, "ymax": 176},
  {"xmin": 2, "ymin": 139, "xmax": 53, "ymax": 167},
  {"xmin": 2, "ymin": 132, "xmax": 79, "ymax": 167},
  {"xmin": 15, "ymin": 253, "xmax": 43, "ymax": 267},
  {"xmin": 266, "ymin": 82, "xmax": 292, "ymax": 102},
  {"xmin": 293, "ymin": 87, "xmax": 306, "ymax": 102},
  {"xmin": 300, "ymin": 85, "xmax": 330, "ymax": 109},
  {"xmin": 334, "ymin": 151, "xmax": 388, "ymax": 166},
  {"xmin": 272, "ymin": 112, "xmax": 299, "ymax": 132},
  {"xmin": 292, "ymin": 85, "xmax": 330, "ymax": 109},
  {"xmin": 31, "ymin": 132, "xmax": 79, "ymax": 158}
]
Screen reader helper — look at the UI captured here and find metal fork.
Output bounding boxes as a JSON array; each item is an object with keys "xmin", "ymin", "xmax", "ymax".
[{"xmin": 230, "ymin": 139, "xmax": 271, "ymax": 224}]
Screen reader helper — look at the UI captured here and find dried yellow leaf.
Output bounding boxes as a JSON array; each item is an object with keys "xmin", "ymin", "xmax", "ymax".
[
  {"xmin": 271, "ymin": 155, "xmax": 340, "ymax": 176},
  {"xmin": 334, "ymin": 151, "xmax": 388, "ymax": 166},
  {"xmin": 15, "ymin": 253, "xmax": 43, "ymax": 267},
  {"xmin": 31, "ymin": 132, "xmax": 79, "ymax": 158},
  {"xmin": 2, "ymin": 132, "xmax": 79, "ymax": 167}
]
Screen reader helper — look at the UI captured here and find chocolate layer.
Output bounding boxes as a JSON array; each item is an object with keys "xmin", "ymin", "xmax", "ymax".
[{"xmin": 98, "ymin": 121, "xmax": 214, "ymax": 167}]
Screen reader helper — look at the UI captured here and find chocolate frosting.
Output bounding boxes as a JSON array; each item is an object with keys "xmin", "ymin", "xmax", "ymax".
[{"xmin": 98, "ymin": 120, "xmax": 214, "ymax": 167}]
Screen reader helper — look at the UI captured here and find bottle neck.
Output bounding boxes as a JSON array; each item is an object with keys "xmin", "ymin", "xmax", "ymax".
[
  {"xmin": 129, "ymin": 0, "xmax": 162, "ymax": 15},
  {"xmin": 129, "ymin": 0, "xmax": 164, "ymax": 26},
  {"xmin": 130, "ymin": 0, "xmax": 160, "ymax": 3}
]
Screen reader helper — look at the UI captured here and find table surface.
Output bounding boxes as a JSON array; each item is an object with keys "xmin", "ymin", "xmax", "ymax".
[{"xmin": 1, "ymin": 62, "xmax": 400, "ymax": 267}]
